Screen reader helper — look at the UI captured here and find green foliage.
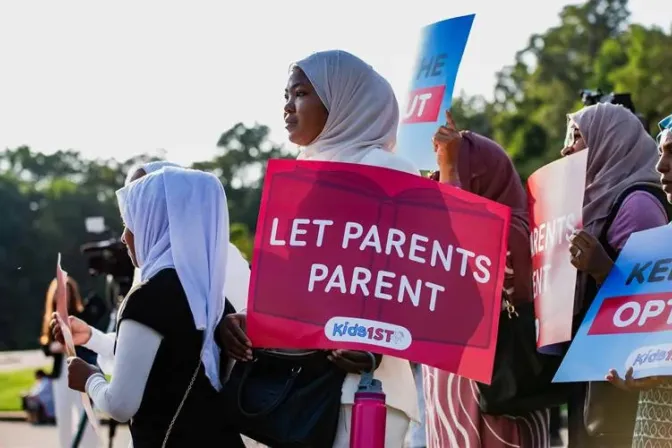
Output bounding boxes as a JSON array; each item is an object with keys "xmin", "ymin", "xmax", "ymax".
[
  {"xmin": 467, "ymin": 0, "xmax": 672, "ymax": 178},
  {"xmin": 0, "ymin": 123, "xmax": 290, "ymax": 351},
  {"xmin": 230, "ymin": 223, "xmax": 254, "ymax": 261},
  {"xmin": 193, "ymin": 123, "xmax": 294, "ymax": 233}
]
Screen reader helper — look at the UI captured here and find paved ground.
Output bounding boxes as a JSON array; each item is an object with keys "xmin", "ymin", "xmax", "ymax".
[
  {"xmin": 0, "ymin": 420, "xmax": 568, "ymax": 448},
  {"xmin": 0, "ymin": 421, "xmax": 131, "ymax": 448},
  {"xmin": 0, "ymin": 420, "xmax": 269, "ymax": 447}
]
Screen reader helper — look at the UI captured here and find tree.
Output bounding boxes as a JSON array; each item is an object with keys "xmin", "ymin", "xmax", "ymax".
[
  {"xmin": 463, "ymin": 0, "xmax": 671, "ymax": 177},
  {"xmin": 0, "ymin": 147, "xmax": 130, "ymax": 349},
  {"xmin": 450, "ymin": 91, "xmax": 495, "ymax": 138},
  {"xmin": 193, "ymin": 123, "xmax": 294, "ymax": 234}
]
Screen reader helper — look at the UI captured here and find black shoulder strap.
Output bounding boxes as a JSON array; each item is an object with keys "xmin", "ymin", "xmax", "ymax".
[
  {"xmin": 224, "ymin": 296, "xmax": 236, "ymax": 315},
  {"xmin": 599, "ymin": 183, "xmax": 671, "ymax": 258}
]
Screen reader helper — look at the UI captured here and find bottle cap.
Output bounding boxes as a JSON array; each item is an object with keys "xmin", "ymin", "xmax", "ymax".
[
  {"xmin": 357, "ymin": 372, "xmax": 383, "ymax": 393},
  {"xmin": 356, "ymin": 352, "xmax": 383, "ymax": 393}
]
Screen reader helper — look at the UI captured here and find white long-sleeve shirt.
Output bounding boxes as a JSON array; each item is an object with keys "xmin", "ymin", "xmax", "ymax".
[
  {"xmin": 84, "ymin": 320, "xmax": 162, "ymax": 422},
  {"xmin": 83, "ymin": 327, "xmax": 116, "ymax": 375}
]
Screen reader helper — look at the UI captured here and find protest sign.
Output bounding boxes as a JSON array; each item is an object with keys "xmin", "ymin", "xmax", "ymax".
[
  {"xmin": 55, "ymin": 254, "xmax": 102, "ymax": 439},
  {"xmin": 246, "ymin": 159, "xmax": 510, "ymax": 383},
  {"xmin": 55, "ymin": 254, "xmax": 76, "ymax": 357},
  {"xmin": 554, "ymin": 224, "xmax": 672, "ymax": 382},
  {"xmin": 397, "ymin": 14, "xmax": 475, "ymax": 170},
  {"xmin": 527, "ymin": 151, "xmax": 588, "ymax": 349}
]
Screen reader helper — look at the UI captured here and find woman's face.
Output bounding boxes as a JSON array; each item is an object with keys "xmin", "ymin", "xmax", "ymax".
[
  {"xmin": 284, "ymin": 67, "xmax": 328, "ymax": 146},
  {"xmin": 121, "ymin": 227, "xmax": 138, "ymax": 268},
  {"xmin": 561, "ymin": 121, "xmax": 587, "ymax": 156},
  {"xmin": 120, "ymin": 167, "xmax": 146, "ymax": 268},
  {"xmin": 656, "ymin": 131, "xmax": 672, "ymax": 204}
]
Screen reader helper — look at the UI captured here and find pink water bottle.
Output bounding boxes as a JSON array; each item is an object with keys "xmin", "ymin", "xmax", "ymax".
[{"xmin": 350, "ymin": 353, "xmax": 386, "ymax": 448}]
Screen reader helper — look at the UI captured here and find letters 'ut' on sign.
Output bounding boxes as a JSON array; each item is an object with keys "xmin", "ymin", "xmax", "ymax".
[{"xmin": 397, "ymin": 14, "xmax": 475, "ymax": 170}]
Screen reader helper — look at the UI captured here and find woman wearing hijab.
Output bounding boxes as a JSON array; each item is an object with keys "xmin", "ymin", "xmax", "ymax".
[
  {"xmin": 62, "ymin": 167, "xmax": 245, "ymax": 447},
  {"xmin": 612, "ymin": 115, "xmax": 672, "ymax": 447},
  {"xmin": 40, "ymin": 276, "xmax": 99, "ymax": 448},
  {"xmin": 422, "ymin": 111, "xmax": 549, "ymax": 447},
  {"xmin": 126, "ymin": 160, "xmax": 251, "ymax": 311},
  {"xmin": 562, "ymin": 103, "xmax": 669, "ymax": 447},
  {"xmin": 56, "ymin": 160, "xmax": 252, "ymax": 379},
  {"xmin": 222, "ymin": 50, "xmax": 419, "ymax": 447}
]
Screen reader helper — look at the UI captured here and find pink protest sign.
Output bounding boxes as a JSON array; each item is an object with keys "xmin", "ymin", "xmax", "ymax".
[
  {"xmin": 54, "ymin": 254, "xmax": 102, "ymax": 439},
  {"xmin": 527, "ymin": 151, "xmax": 588, "ymax": 348},
  {"xmin": 246, "ymin": 160, "xmax": 511, "ymax": 383},
  {"xmin": 55, "ymin": 254, "xmax": 76, "ymax": 357}
]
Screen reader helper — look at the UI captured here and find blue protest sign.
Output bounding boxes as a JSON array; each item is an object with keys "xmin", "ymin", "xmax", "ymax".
[
  {"xmin": 396, "ymin": 14, "xmax": 475, "ymax": 170},
  {"xmin": 554, "ymin": 224, "xmax": 672, "ymax": 382}
]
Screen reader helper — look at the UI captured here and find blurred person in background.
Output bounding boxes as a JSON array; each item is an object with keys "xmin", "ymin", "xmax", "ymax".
[
  {"xmin": 40, "ymin": 276, "xmax": 99, "ymax": 447},
  {"xmin": 564, "ymin": 103, "xmax": 669, "ymax": 447},
  {"xmin": 21, "ymin": 369, "xmax": 55, "ymax": 424},
  {"xmin": 222, "ymin": 49, "xmax": 419, "ymax": 447},
  {"xmin": 424, "ymin": 111, "xmax": 549, "ymax": 447}
]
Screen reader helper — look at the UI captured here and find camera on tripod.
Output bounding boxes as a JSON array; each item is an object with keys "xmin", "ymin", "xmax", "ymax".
[
  {"xmin": 81, "ymin": 238, "xmax": 134, "ymax": 280},
  {"xmin": 579, "ymin": 88, "xmax": 648, "ymax": 130},
  {"xmin": 81, "ymin": 217, "xmax": 135, "ymax": 307}
]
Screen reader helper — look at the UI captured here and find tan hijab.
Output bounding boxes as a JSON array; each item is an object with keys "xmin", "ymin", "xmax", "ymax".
[
  {"xmin": 570, "ymin": 103, "xmax": 660, "ymax": 238},
  {"xmin": 295, "ymin": 50, "xmax": 399, "ymax": 164}
]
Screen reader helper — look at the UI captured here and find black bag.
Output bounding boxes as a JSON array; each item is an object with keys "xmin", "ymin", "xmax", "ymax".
[
  {"xmin": 477, "ymin": 298, "xmax": 568, "ymax": 415},
  {"xmin": 221, "ymin": 349, "xmax": 346, "ymax": 448},
  {"xmin": 583, "ymin": 381, "xmax": 639, "ymax": 439}
]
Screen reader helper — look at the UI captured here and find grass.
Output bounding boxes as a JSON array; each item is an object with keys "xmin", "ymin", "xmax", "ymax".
[
  {"xmin": 0, "ymin": 367, "xmax": 112, "ymax": 412},
  {"xmin": 0, "ymin": 368, "xmax": 39, "ymax": 411}
]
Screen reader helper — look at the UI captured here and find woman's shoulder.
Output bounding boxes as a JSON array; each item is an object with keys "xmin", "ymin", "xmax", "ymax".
[
  {"xmin": 607, "ymin": 189, "xmax": 668, "ymax": 250},
  {"xmin": 119, "ymin": 269, "xmax": 186, "ymax": 327},
  {"xmin": 128, "ymin": 269, "xmax": 181, "ymax": 299},
  {"xmin": 615, "ymin": 189, "xmax": 667, "ymax": 226}
]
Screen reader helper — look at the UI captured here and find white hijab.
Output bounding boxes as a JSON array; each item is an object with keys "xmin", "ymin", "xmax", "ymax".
[
  {"xmin": 116, "ymin": 167, "xmax": 229, "ymax": 390},
  {"xmin": 295, "ymin": 50, "xmax": 415, "ymax": 173},
  {"xmin": 124, "ymin": 160, "xmax": 181, "ymax": 186},
  {"xmin": 125, "ymin": 160, "xmax": 251, "ymax": 311},
  {"xmin": 127, "ymin": 161, "xmax": 182, "ymax": 287}
]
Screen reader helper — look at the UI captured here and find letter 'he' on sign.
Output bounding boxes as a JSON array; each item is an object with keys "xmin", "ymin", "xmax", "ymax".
[{"xmin": 402, "ymin": 85, "xmax": 446, "ymax": 124}]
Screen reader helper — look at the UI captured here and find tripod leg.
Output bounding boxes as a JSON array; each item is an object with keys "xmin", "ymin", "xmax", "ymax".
[
  {"xmin": 108, "ymin": 420, "xmax": 117, "ymax": 448},
  {"xmin": 71, "ymin": 409, "xmax": 87, "ymax": 448}
]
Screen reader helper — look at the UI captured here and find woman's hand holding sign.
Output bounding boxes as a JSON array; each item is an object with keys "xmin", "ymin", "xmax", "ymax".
[
  {"xmin": 221, "ymin": 313, "xmax": 253, "ymax": 361},
  {"xmin": 606, "ymin": 367, "xmax": 665, "ymax": 392},
  {"xmin": 50, "ymin": 313, "xmax": 92, "ymax": 346},
  {"xmin": 433, "ymin": 110, "xmax": 462, "ymax": 184},
  {"xmin": 568, "ymin": 229, "xmax": 614, "ymax": 285},
  {"xmin": 67, "ymin": 357, "xmax": 100, "ymax": 392}
]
